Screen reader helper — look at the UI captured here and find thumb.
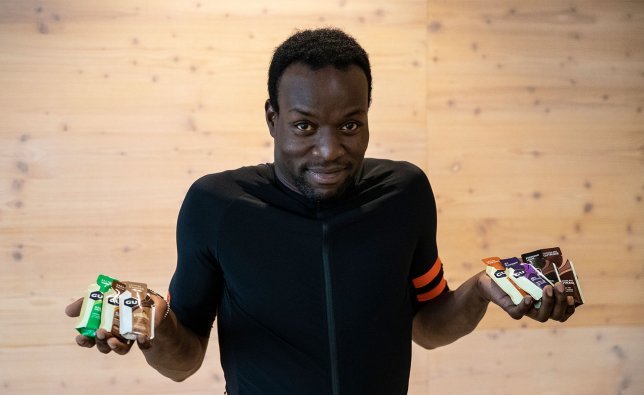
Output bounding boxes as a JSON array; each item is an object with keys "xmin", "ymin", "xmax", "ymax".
[
  {"xmin": 65, "ymin": 297, "xmax": 84, "ymax": 317},
  {"xmin": 136, "ymin": 334, "xmax": 153, "ymax": 350}
]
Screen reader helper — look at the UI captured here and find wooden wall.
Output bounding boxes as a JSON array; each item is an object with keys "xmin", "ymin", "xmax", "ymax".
[
  {"xmin": 418, "ymin": 1, "xmax": 643, "ymax": 393},
  {"xmin": 0, "ymin": 0, "xmax": 641, "ymax": 393}
]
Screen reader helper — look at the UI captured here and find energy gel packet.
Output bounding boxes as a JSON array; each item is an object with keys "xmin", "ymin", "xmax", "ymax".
[
  {"xmin": 482, "ymin": 257, "xmax": 527, "ymax": 305},
  {"xmin": 140, "ymin": 293, "xmax": 156, "ymax": 339},
  {"xmin": 522, "ymin": 263, "xmax": 553, "ymax": 291},
  {"xmin": 521, "ymin": 249, "xmax": 560, "ymax": 284},
  {"xmin": 100, "ymin": 280, "xmax": 126, "ymax": 334},
  {"xmin": 109, "ymin": 300, "xmax": 128, "ymax": 343},
  {"xmin": 556, "ymin": 258, "xmax": 585, "ymax": 307},
  {"xmin": 540, "ymin": 247, "xmax": 581, "ymax": 304},
  {"xmin": 500, "ymin": 257, "xmax": 549, "ymax": 304},
  {"xmin": 119, "ymin": 282, "xmax": 155, "ymax": 340},
  {"xmin": 75, "ymin": 274, "xmax": 116, "ymax": 338}
]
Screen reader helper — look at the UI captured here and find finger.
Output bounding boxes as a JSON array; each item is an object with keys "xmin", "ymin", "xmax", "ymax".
[
  {"xmin": 505, "ymin": 296, "xmax": 534, "ymax": 320},
  {"xmin": 75, "ymin": 334, "xmax": 95, "ymax": 348},
  {"xmin": 107, "ymin": 337, "xmax": 133, "ymax": 355},
  {"xmin": 94, "ymin": 329, "xmax": 113, "ymax": 354},
  {"xmin": 523, "ymin": 302, "xmax": 540, "ymax": 321},
  {"xmin": 548, "ymin": 283, "xmax": 568, "ymax": 321},
  {"xmin": 148, "ymin": 294, "xmax": 166, "ymax": 328},
  {"xmin": 136, "ymin": 334, "xmax": 152, "ymax": 350},
  {"xmin": 65, "ymin": 298, "xmax": 84, "ymax": 317},
  {"xmin": 535, "ymin": 285, "xmax": 555, "ymax": 322},
  {"xmin": 560, "ymin": 296, "xmax": 576, "ymax": 322}
]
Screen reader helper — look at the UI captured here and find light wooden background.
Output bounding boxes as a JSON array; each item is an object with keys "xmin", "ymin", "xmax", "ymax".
[{"xmin": 1, "ymin": 0, "xmax": 642, "ymax": 394}]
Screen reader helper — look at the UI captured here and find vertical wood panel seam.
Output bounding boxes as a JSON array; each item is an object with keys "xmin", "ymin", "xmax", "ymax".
[{"xmin": 423, "ymin": 0, "xmax": 430, "ymax": 173}]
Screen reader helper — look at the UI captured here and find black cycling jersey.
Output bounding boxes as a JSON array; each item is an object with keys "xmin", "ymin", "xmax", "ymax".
[{"xmin": 168, "ymin": 158, "xmax": 448, "ymax": 394}]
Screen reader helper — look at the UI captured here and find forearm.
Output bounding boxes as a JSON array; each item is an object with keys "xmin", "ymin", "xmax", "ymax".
[
  {"xmin": 142, "ymin": 310, "xmax": 209, "ymax": 381},
  {"xmin": 412, "ymin": 272, "xmax": 489, "ymax": 349}
]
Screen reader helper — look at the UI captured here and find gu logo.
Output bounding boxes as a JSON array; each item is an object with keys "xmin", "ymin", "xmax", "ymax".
[
  {"xmin": 89, "ymin": 291, "xmax": 103, "ymax": 301},
  {"xmin": 124, "ymin": 298, "xmax": 139, "ymax": 308},
  {"xmin": 494, "ymin": 270, "xmax": 506, "ymax": 278},
  {"xmin": 107, "ymin": 296, "xmax": 118, "ymax": 305},
  {"xmin": 513, "ymin": 270, "xmax": 525, "ymax": 278}
]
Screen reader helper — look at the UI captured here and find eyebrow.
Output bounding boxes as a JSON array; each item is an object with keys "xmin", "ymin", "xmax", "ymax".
[
  {"xmin": 287, "ymin": 106, "xmax": 366, "ymax": 118},
  {"xmin": 288, "ymin": 107, "xmax": 315, "ymax": 117}
]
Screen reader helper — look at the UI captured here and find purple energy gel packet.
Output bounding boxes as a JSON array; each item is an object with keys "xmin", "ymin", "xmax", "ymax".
[{"xmin": 522, "ymin": 263, "xmax": 552, "ymax": 289}]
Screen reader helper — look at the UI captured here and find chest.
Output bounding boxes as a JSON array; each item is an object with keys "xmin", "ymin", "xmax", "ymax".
[{"xmin": 215, "ymin": 197, "xmax": 419, "ymax": 315}]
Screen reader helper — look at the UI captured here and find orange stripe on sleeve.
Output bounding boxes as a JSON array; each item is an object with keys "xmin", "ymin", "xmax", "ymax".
[
  {"xmin": 412, "ymin": 257, "xmax": 442, "ymax": 289},
  {"xmin": 416, "ymin": 277, "xmax": 447, "ymax": 302}
]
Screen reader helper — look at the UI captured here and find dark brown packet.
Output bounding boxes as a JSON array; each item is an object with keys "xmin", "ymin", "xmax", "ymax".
[
  {"xmin": 521, "ymin": 249, "xmax": 560, "ymax": 284},
  {"xmin": 540, "ymin": 246, "xmax": 563, "ymax": 266},
  {"xmin": 556, "ymin": 258, "xmax": 585, "ymax": 307},
  {"xmin": 540, "ymin": 247, "xmax": 583, "ymax": 306}
]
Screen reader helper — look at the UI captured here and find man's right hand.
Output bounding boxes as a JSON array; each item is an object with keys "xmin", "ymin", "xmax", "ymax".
[
  {"xmin": 65, "ymin": 293, "xmax": 167, "ymax": 355},
  {"xmin": 66, "ymin": 293, "xmax": 208, "ymax": 381}
]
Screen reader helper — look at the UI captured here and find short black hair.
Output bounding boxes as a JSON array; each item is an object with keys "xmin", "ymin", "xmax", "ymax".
[{"xmin": 268, "ymin": 28, "xmax": 372, "ymax": 113}]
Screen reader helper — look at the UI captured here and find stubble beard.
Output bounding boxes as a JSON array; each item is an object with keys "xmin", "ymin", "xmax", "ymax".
[{"xmin": 294, "ymin": 169, "xmax": 355, "ymax": 205}]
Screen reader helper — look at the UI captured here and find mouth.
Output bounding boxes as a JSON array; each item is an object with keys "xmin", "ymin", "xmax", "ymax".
[{"xmin": 306, "ymin": 166, "xmax": 349, "ymax": 186}]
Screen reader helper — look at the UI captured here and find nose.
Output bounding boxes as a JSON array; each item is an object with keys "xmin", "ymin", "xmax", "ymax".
[{"xmin": 314, "ymin": 128, "xmax": 345, "ymax": 162}]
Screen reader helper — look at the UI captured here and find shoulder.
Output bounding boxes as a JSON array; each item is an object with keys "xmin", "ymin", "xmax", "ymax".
[
  {"xmin": 180, "ymin": 164, "xmax": 273, "ymax": 222},
  {"xmin": 362, "ymin": 158, "xmax": 431, "ymax": 190},
  {"xmin": 188, "ymin": 164, "xmax": 273, "ymax": 201}
]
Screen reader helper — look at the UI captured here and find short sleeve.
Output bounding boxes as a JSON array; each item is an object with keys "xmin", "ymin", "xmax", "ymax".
[
  {"xmin": 407, "ymin": 167, "xmax": 449, "ymax": 312},
  {"xmin": 168, "ymin": 179, "xmax": 224, "ymax": 337}
]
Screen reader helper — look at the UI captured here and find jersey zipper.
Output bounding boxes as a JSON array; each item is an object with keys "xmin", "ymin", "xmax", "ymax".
[{"xmin": 322, "ymin": 221, "xmax": 340, "ymax": 395}]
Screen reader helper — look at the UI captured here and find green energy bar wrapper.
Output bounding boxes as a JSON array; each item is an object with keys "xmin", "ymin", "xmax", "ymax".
[{"xmin": 75, "ymin": 274, "xmax": 116, "ymax": 338}]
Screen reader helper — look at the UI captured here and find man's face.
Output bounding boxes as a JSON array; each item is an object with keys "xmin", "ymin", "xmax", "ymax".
[{"xmin": 265, "ymin": 63, "xmax": 370, "ymax": 203}]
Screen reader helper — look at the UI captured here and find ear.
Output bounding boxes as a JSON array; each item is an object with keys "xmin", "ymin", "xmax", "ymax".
[{"xmin": 265, "ymin": 99, "xmax": 277, "ymax": 138}]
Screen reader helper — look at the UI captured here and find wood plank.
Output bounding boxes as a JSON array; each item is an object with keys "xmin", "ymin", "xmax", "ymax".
[
  {"xmin": 411, "ymin": 326, "xmax": 644, "ymax": 394},
  {"xmin": 0, "ymin": 0, "xmax": 429, "ymax": 392}
]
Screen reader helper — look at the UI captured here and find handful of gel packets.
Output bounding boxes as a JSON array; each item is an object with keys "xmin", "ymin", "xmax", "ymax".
[
  {"xmin": 483, "ymin": 247, "xmax": 584, "ymax": 307},
  {"xmin": 75, "ymin": 275, "xmax": 155, "ymax": 339}
]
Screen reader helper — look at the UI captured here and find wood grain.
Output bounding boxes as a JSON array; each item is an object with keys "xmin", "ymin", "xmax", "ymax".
[{"xmin": 0, "ymin": 0, "xmax": 642, "ymax": 393}]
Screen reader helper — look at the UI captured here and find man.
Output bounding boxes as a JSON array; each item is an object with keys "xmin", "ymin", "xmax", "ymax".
[{"xmin": 66, "ymin": 28, "xmax": 575, "ymax": 394}]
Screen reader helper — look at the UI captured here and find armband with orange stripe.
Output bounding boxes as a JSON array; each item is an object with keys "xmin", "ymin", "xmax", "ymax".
[{"xmin": 412, "ymin": 257, "xmax": 448, "ymax": 302}]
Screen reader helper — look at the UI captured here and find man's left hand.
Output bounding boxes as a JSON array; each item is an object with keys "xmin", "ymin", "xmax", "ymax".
[{"xmin": 477, "ymin": 271, "xmax": 575, "ymax": 323}]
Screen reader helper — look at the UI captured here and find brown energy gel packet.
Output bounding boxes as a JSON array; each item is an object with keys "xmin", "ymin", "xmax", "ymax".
[
  {"xmin": 540, "ymin": 247, "xmax": 563, "ymax": 266},
  {"xmin": 525, "ymin": 247, "xmax": 584, "ymax": 307},
  {"xmin": 540, "ymin": 247, "xmax": 577, "ymax": 302},
  {"xmin": 110, "ymin": 306, "xmax": 124, "ymax": 341},
  {"xmin": 138, "ymin": 294, "xmax": 155, "ymax": 339},
  {"xmin": 521, "ymin": 249, "xmax": 560, "ymax": 284},
  {"xmin": 100, "ymin": 280, "xmax": 126, "ymax": 334},
  {"xmin": 556, "ymin": 258, "xmax": 585, "ymax": 307},
  {"xmin": 119, "ymin": 282, "xmax": 155, "ymax": 340}
]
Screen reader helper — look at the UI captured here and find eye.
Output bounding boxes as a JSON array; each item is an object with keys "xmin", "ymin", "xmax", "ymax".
[
  {"xmin": 294, "ymin": 122, "xmax": 314, "ymax": 132},
  {"xmin": 340, "ymin": 121, "xmax": 361, "ymax": 132}
]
